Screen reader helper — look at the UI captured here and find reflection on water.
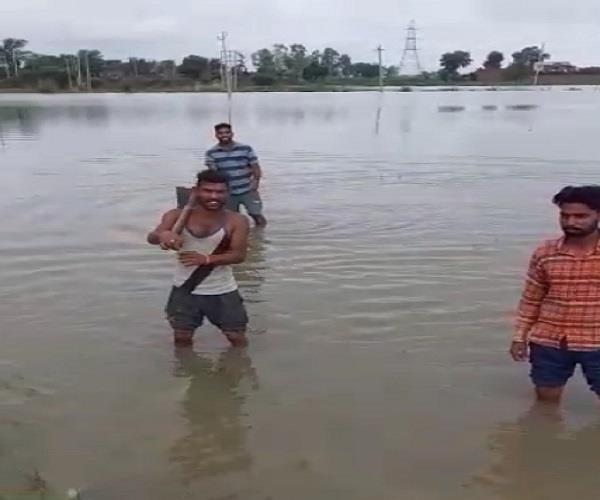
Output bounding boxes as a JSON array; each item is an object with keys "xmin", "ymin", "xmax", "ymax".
[
  {"xmin": 0, "ymin": 102, "xmax": 112, "ymax": 136},
  {"xmin": 471, "ymin": 405, "xmax": 600, "ymax": 500},
  {"xmin": 236, "ymin": 232, "xmax": 268, "ymax": 298},
  {"xmin": 170, "ymin": 348, "xmax": 258, "ymax": 483},
  {"xmin": 0, "ymin": 106, "xmax": 39, "ymax": 137}
]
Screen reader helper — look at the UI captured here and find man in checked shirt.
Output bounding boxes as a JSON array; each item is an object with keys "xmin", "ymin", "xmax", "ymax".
[{"xmin": 511, "ymin": 185, "xmax": 600, "ymax": 403}]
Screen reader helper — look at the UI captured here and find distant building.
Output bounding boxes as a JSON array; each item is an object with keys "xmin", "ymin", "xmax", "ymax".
[
  {"xmin": 475, "ymin": 68, "xmax": 503, "ymax": 84},
  {"xmin": 542, "ymin": 61, "xmax": 577, "ymax": 74}
]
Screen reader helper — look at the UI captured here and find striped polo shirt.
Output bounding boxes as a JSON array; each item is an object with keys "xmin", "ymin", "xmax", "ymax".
[{"xmin": 204, "ymin": 142, "xmax": 258, "ymax": 196}]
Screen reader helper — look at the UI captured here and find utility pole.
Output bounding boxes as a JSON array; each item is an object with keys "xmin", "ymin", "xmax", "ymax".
[
  {"xmin": 218, "ymin": 31, "xmax": 234, "ymax": 123},
  {"xmin": 65, "ymin": 56, "xmax": 73, "ymax": 90},
  {"xmin": 130, "ymin": 57, "xmax": 138, "ymax": 77},
  {"xmin": 84, "ymin": 50, "xmax": 91, "ymax": 91},
  {"xmin": 76, "ymin": 52, "xmax": 82, "ymax": 89},
  {"xmin": 376, "ymin": 45, "xmax": 384, "ymax": 92},
  {"xmin": 12, "ymin": 49, "xmax": 19, "ymax": 77},
  {"xmin": 533, "ymin": 42, "xmax": 546, "ymax": 86}
]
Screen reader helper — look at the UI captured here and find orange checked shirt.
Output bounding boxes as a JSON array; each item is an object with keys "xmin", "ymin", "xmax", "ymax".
[{"xmin": 515, "ymin": 236, "xmax": 600, "ymax": 351}]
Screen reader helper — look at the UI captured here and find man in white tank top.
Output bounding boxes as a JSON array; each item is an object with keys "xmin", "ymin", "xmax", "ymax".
[{"xmin": 147, "ymin": 170, "xmax": 250, "ymax": 347}]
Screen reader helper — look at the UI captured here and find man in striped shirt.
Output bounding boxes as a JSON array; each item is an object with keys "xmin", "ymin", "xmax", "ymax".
[
  {"xmin": 205, "ymin": 123, "xmax": 267, "ymax": 227},
  {"xmin": 511, "ymin": 185, "xmax": 600, "ymax": 403}
]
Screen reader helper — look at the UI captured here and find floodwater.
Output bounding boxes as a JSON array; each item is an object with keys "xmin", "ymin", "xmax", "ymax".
[{"xmin": 1, "ymin": 89, "xmax": 600, "ymax": 499}]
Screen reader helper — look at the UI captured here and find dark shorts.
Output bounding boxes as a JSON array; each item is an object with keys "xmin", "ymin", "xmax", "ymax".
[
  {"xmin": 227, "ymin": 191, "xmax": 263, "ymax": 216},
  {"xmin": 165, "ymin": 287, "xmax": 248, "ymax": 332},
  {"xmin": 530, "ymin": 342, "xmax": 600, "ymax": 394}
]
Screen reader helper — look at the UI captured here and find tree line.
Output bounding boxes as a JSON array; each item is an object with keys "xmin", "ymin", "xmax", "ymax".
[
  {"xmin": 0, "ymin": 38, "xmax": 394, "ymax": 90},
  {"xmin": 0, "ymin": 38, "xmax": 229, "ymax": 91},
  {"xmin": 438, "ymin": 46, "xmax": 551, "ymax": 81},
  {"xmin": 250, "ymin": 44, "xmax": 393, "ymax": 84},
  {"xmin": 0, "ymin": 37, "xmax": 596, "ymax": 91}
]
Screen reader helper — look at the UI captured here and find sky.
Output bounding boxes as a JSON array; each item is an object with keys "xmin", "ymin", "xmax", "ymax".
[{"xmin": 3, "ymin": 0, "xmax": 600, "ymax": 70}]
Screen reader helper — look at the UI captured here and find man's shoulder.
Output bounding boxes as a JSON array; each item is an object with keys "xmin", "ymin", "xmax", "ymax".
[
  {"xmin": 206, "ymin": 142, "xmax": 253, "ymax": 154},
  {"xmin": 225, "ymin": 209, "xmax": 250, "ymax": 228},
  {"xmin": 230, "ymin": 141, "xmax": 255, "ymax": 152},
  {"xmin": 162, "ymin": 207, "xmax": 182, "ymax": 222},
  {"xmin": 532, "ymin": 237, "xmax": 562, "ymax": 259}
]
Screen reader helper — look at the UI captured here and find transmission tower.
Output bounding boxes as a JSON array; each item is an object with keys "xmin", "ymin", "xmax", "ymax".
[{"xmin": 398, "ymin": 20, "xmax": 422, "ymax": 76}]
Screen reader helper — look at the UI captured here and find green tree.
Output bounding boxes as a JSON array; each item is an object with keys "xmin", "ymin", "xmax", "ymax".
[
  {"xmin": 505, "ymin": 46, "xmax": 550, "ymax": 81},
  {"xmin": 321, "ymin": 47, "xmax": 340, "ymax": 76},
  {"xmin": 272, "ymin": 43, "xmax": 289, "ymax": 78},
  {"xmin": 22, "ymin": 54, "xmax": 60, "ymax": 73},
  {"xmin": 178, "ymin": 55, "xmax": 210, "ymax": 80},
  {"xmin": 1, "ymin": 38, "xmax": 28, "ymax": 77},
  {"xmin": 339, "ymin": 54, "xmax": 352, "ymax": 77},
  {"xmin": 439, "ymin": 50, "xmax": 472, "ymax": 78},
  {"xmin": 511, "ymin": 46, "xmax": 550, "ymax": 69},
  {"xmin": 251, "ymin": 48, "xmax": 275, "ymax": 75},
  {"xmin": 483, "ymin": 51, "xmax": 504, "ymax": 69},
  {"xmin": 286, "ymin": 44, "xmax": 308, "ymax": 81},
  {"xmin": 386, "ymin": 65, "xmax": 399, "ymax": 78},
  {"xmin": 208, "ymin": 58, "xmax": 222, "ymax": 80},
  {"xmin": 177, "ymin": 55, "xmax": 221, "ymax": 81},
  {"xmin": 77, "ymin": 49, "xmax": 104, "ymax": 77},
  {"xmin": 350, "ymin": 62, "xmax": 380, "ymax": 78},
  {"xmin": 302, "ymin": 60, "xmax": 328, "ymax": 81}
]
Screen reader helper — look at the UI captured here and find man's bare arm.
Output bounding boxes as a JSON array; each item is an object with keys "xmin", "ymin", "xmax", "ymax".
[
  {"xmin": 209, "ymin": 215, "xmax": 250, "ymax": 266},
  {"xmin": 147, "ymin": 209, "xmax": 183, "ymax": 249}
]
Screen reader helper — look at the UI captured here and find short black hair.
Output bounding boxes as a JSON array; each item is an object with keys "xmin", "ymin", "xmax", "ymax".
[
  {"xmin": 196, "ymin": 169, "xmax": 229, "ymax": 188},
  {"xmin": 214, "ymin": 122, "xmax": 232, "ymax": 132},
  {"xmin": 553, "ymin": 185, "xmax": 600, "ymax": 211}
]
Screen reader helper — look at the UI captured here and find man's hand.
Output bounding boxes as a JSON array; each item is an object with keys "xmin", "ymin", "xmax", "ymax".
[
  {"xmin": 178, "ymin": 251, "xmax": 209, "ymax": 267},
  {"xmin": 159, "ymin": 231, "xmax": 184, "ymax": 251},
  {"xmin": 250, "ymin": 176, "xmax": 260, "ymax": 191},
  {"xmin": 510, "ymin": 341, "xmax": 528, "ymax": 362}
]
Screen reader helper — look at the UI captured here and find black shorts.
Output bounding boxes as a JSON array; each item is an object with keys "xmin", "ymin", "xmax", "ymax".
[{"xmin": 165, "ymin": 287, "xmax": 248, "ymax": 332}]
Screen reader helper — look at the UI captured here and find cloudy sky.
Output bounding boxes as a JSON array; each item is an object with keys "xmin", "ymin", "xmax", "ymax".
[{"xmin": 3, "ymin": 0, "xmax": 600, "ymax": 70}]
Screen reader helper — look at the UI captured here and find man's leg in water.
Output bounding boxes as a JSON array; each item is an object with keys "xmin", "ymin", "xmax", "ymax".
[
  {"xmin": 579, "ymin": 349, "xmax": 600, "ymax": 402},
  {"xmin": 226, "ymin": 194, "xmax": 242, "ymax": 213},
  {"xmin": 205, "ymin": 291, "xmax": 249, "ymax": 348},
  {"xmin": 173, "ymin": 329, "xmax": 195, "ymax": 346},
  {"xmin": 535, "ymin": 386, "xmax": 565, "ymax": 403},
  {"xmin": 222, "ymin": 330, "xmax": 248, "ymax": 348},
  {"xmin": 530, "ymin": 342, "xmax": 575, "ymax": 404},
  {"xmin": 242, "ymin": 191, "xmax": 267, "ymax": 227},
  {"xmin": 250, "ymin": 213, "xmax": 267, "ymax": 228},
  {"xmin": 165, "ymin": 287, "xmax": 203, "ymax": 346}
]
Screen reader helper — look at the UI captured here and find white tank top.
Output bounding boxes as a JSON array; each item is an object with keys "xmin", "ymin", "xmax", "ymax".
[{"xmin": 173, "ymin": 227, "xmax": 237, "ymax": 295}]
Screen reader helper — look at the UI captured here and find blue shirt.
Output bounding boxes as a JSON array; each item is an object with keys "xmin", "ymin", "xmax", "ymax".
[{"xmin": 205, "ymin": 142, "xmax": 258, "ymax": 195}]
